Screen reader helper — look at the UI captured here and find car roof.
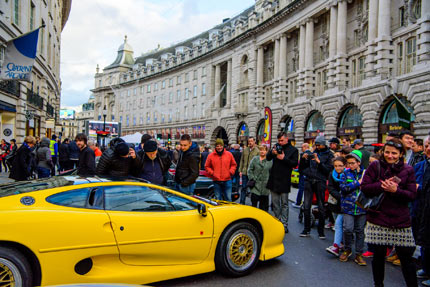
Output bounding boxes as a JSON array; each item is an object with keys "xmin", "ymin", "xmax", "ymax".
[{"xmin": 0, "ymin": 176, "xmax": 116, "ymax": 198}]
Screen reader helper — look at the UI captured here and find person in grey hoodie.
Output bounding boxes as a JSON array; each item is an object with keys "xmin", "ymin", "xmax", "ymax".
[{"xmin": 36, "ymin": 137, "xmax": 53, "ymax": 178}]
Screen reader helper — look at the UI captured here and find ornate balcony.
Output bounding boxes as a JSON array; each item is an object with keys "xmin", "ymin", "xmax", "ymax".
[
  {"xmin": 27, "ymin": 90, "xmax": 44, "ymax": 109},
  {"xmin": 0, "ymin": 80, "xmax": 20, "ymax": 97}
]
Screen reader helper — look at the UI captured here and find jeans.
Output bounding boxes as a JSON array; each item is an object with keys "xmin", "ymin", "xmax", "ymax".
[
  {"xmin": 37, "ymin": 166, "xmax": 51, "ymax": 178},
  {"xmin": 232, "ymin": 173, "xmax": 240, "ymax": 191},
  {"xmin": 240, "ymin": 175, "xmax": 249, "ymax": 204},
  {"xmin": 303, "ymin": 180, "xmax": 326, "ymax": 235},
  {"xmin": 176, "ymin": 183, "xmax": 196, "ymax": 196},
  {"xmin": 334, "ymin": 213, "xmax": 344, "ymax": 246},
  {"xmin": 214, "ymin": 180, "xmax": 232, "ymax": 201},
  {"xmin": 271, "ymin": 192, "xmax": 289, "ymax": 228},
  {"xmin": 343, "ymin": 214, "xmax": 366, "ymax": 254},
  {"xmin": 372, "ymin": 245, "xmax": 417, "ymax": 287},
  {"xmin": 295, "ymin": 174, "xmax": 305, "ymax": 205},
  {"xmin": 250, "ymin": 193, "xmax": 269, "ymax": 211}
]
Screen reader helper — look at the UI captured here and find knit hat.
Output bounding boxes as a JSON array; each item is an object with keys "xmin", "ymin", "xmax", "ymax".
[
  {"xmin": 115, "ymin": 142, "xmax": 130, "ymax": 157},
  {"xmin": 329, "ymin": 137, "xmax": 340, "ymax": 144},
  {"xmin": 352, "ymin": 139, "xmax": 363, "ymax": 147},
  {"xmin": 144, "ymin": 140, "xmax": 158, "ymax": 152},
  {"xmin": 315, "ymin": 135, "xmax": 326, "ymax": 146},
  {"xmin": 141, "ymin": 134, "xmax": 152, "ymax": 144},
  {"xmin": 346, "ymin": 149, "xmax": 362, "ymax": 162},
  {"xmin": 215, "ymin": 138, "xmax": 224, "ymax": 147}
]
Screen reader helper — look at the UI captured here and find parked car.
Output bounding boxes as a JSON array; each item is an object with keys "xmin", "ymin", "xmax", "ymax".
[
  {"xmin": 166, "ymin": 164, "xmax": 240, "ymax": 201},
  {"xmin": 0, "ymin": 176, "xmax": 284, "ymax": 286}
]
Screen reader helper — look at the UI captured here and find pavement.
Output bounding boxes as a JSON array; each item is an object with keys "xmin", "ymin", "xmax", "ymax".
[{"xmin": 0, "ymin": 171, "xmax": 13, "ymax": 184}]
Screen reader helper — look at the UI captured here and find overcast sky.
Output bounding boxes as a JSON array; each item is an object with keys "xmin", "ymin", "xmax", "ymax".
[{"xmin": 60, "ymin": 0, "xmax": 255, "ymax": 107}]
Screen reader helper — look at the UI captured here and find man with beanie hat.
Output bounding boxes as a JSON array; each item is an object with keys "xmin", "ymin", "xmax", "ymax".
[
  {"xmin": 136, "ymin": 134, "xmax": 153, "ymax": 153},
  {"xmin": 299, "ymin": 135, "xmax": 334, "ymax": 238},
  {"xmin": 205, "ymin": 138, "xmax": 237, "ymax": 201},
  {"xmin": 96, "ymin": 140, "xmax": 140, "ymax": 178},
  {"xmin": 136, "ymin": 140, "xmax": 171, "ymax": 185},
  {"xmin": 339, "ymin": 149, "xmax": 367, "ymax": 265}
]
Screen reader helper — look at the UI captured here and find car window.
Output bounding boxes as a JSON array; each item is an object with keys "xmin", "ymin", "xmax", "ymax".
[
  {"xmin": 46, "ymin": 188, "xmax": 90, "ymax": 208},
  {"xmin": 161, "ymin": 191, "xmax": 198, "ymax": 211},
  {"xmin": 104, "ymin": 185, "xmax": 174, "ymax": 212}
]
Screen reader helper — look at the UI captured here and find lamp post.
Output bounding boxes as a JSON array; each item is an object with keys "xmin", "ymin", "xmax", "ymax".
[{"xmin": 102, "ymin": 105, "xmax": 107, "ymax": 148}]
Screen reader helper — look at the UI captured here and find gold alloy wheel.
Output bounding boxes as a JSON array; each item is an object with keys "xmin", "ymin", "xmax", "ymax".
[
  {"xmin": 226, "ymin": 229, "xmax": 257, "ymax": 271},
  {"xmin": 0, "ymin": 259, "xmax": 21, "ymax": 287}
]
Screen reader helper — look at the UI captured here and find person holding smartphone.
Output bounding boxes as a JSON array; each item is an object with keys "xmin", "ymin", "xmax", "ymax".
[{"xmin": 361, "ymin": 138, "xmax": 418, "ymax": 287}]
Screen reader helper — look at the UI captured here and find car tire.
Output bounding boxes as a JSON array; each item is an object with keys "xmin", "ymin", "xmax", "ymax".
[
  {"xmin": 215, "ymin": 222, "xmax": 261, "ymax": 277},
  {"xmin": 0, "ymin": 247, "xmax": 33, "ymax": 287}
]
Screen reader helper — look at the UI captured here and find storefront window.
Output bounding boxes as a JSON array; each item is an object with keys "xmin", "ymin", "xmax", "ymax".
[
  {"xmin": 257, "ymin": 121, "xmax": 265, "ymax": 144},
  {"xmin": 379, "ymin": 97, "xmax": 415, "ymax": 143},
  {"xmin": 306, "ymin": 112, "xmax": 325, "ymax": 132},
  {"xmin": 340, "ymin": 106, "xmax": 363, "ymax": 128},
  {"xmin": 237, "ymin": 123, "xmax": 249, "ymax": 145}
]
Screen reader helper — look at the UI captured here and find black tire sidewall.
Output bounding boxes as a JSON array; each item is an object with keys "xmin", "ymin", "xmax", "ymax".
[
  {"xmin": 0, "ymin": 246, "xmax": 33, "ymax": 287},
  {"xmin": 215, "ymin": 222, "xmax": 261, "ymax": 277}
]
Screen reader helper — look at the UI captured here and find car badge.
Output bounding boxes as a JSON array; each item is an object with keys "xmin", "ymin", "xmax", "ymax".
[{"xmin": 20, "ymin": 196, "xmax": 35, "ymax": 206}]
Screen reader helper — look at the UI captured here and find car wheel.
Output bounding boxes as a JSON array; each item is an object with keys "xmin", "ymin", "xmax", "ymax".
[
  {"xmin": 215, "ymin": 222, "xmax": 261, "ymax": 277},
  {"xmin": 0, "ymin": 247, "xmax": 33, "ymax": 287}
]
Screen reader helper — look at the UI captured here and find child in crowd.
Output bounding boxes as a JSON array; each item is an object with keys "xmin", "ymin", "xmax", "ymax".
[
  {"xmin": 326, "ymin": 156, "xmax": 347, "ymax": 256},
  {"xmin": 339, "ymin": 150, "xmax": 367, "ymax": 266}
]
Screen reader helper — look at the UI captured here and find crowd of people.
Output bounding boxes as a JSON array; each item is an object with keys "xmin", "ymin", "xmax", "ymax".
[{"xmin": 2, "ymin": 129, "xmax": 430, "ymax": 287}]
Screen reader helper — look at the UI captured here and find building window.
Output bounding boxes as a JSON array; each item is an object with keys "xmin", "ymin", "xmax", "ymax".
[
  {"xmin": 126, "ymin": 116, "xmax": 129, "ymax": 126},
  {"xmin": 169, "ymin": 78, "xmax": 173, "ymax": 87},
  {"xmin": 13, "ymin": 0, "xmax": 20, "ymax": 26},
  {"xmin": 184, "ymin": 106, "xmax": 188, "ymax": 120},
  {"xmin": 133, "ymin": 117, "xmax": 136, "ymax": 126},
  {"xmin": 193, "ymin": 70, "xmax": 198, "ymax": 80},
  {"xmin": 358, "ymin": 57, "xmax": 365, "ymax": 85},
  {"xmin": 177, "ymin": 75, "xmax": 181, "ymax": 84},
  {"xmin": 140, "ymin": 117, "xmax": 143, "ymax": 125},
  {"xmin": 30, "ymin": 2, "xmax": 35, "ymax": 30},
  {"xmin": 185, "ymin": 72, "xmax": 189, "ymax": 82},
  {"xmin": 193, "ymin": 85, "xmax": 197, "ymax": 98},
  {"xmin": 201, "ymin": 103, "xmax": 205, "ymax": 117},
  {"xmin": 162, "ymin": 80, "xmax": 166, "ymax": 89},
  {"xmin": 202, "ymin": 66, "xmax": 206, "ymax": 76},
  {"xmin": 185, "ymin": 88, "xmax": 189, "ymax": 100},
  {"xmin": 406, "ymin": 37, "xmax": 417, "ymax": 73},
  {"xmin": 176, "ymin": 90, "xmax": 181, "ymax": 101},
  {"xmin": 175, "ymin": 108, "xmax": 180, "ymax": 121},
  {"xmin": 146, "ymin": 112, "xmax": 150, "ymax": 123},
  {"xmin": 153, "ymin": 112, "xmax": 157, "ymax": 123},
  {"xmin": 397, "ymin": 42, "xmax": 404, "ymax": 75},
  {"xmin": 202, "ymin": 83, "xmax": 206, "ymax": 95},
  {"xmin": 146, "ymin": 98, "xmax": 151, "ymax": 106},
  {"xmin": 120, "ymin": 116, "xmax": 123, "ymax": 123},
  {"xmin": 98, "ymin": 115, "xmax": 102, "ymax": 120},
  {"xmin": 154, "ymin": 82, "xmax": 158, "ymax": 91},
  {"xmin": 147, "ymin": 85, "xmax": 151, "ymax": 93},
  {"xmin": 111, "ymin": 115, "xmax": 115, "ymax": 121},
  {"xmin": 399, "ymin": 7, "xmax": 406, "ymax": 27},
  {"xmin": 169, "ymin": 92, "xmax": 173, "ymax": 103},
  {"xmin": 168, "ymin": 109, "xmax": 172, "ymax": 122},
  {"xmin": 414, "ymin": 0, "xmax": 422, "ymax": 19},
  {"xmin": 133, "ymin": 88, "xmax": 137, "ymax": 96},
  {"xmin": 192, "ymin": 105, "xmax": 196, "ymax": 119}
]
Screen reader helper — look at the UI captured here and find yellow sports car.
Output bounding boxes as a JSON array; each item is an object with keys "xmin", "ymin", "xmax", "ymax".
[
  {"xmin": 291, "ymin": 168, "xmax": 299, "ymax": 187},
  {"xmin": 0, "ymin": 176, "xmax": 285, "ymax": 286}
]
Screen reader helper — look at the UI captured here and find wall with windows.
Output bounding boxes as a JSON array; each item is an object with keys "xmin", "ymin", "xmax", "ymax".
[{"xmin": 92, "ymin": 0, "xmax": 430, "ymax": 146}]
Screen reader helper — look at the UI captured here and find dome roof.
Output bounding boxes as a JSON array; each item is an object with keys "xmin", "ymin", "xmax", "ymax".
[
  {"xmin": 118, "ymin": 35, "xmax": 133, "ymax": 52},
  {"xmin": 105, "ymin": 35, "xmax": 135, "ymax": 70}
]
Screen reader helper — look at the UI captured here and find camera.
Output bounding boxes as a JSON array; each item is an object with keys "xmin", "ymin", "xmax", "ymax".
[{"xmin": 274, "ymin": 143, "xmax": 283, "ymax": 154}]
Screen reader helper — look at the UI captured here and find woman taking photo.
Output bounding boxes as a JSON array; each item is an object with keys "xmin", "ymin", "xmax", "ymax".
[
  {"xmin": 247, "ymin": 145, "xmax": 272, "ymax": 211},
  {"xmin": 361, "ymin": 138, "xmax": 417, "ymax": 287}
]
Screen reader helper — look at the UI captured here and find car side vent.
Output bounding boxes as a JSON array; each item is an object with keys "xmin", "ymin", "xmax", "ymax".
[{"xmin": 74, "ymin": 258, "xmax": 93, "ymax": 275}]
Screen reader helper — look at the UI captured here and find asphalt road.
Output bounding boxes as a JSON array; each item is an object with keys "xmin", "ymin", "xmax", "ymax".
[{"xmin": 152, "ymin": 204, "xmax": 407, "ymax": 287}]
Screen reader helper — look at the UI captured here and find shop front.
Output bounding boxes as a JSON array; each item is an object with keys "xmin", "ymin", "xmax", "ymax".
[
  {"xmin": 237, "ymin": 122, "xmax": 249, "ymax": 145},
  {"xmin": 337, "ymin": 106, "xmax": 363, "ymax": 142},
  {"xmin": 378, "ymin": 96, "xmax": 415, "ymax": 143},
  {"xmin": 304, "ymin": 111, "xmax": 325, "ymax": 144},
  {"xmin": 280, "ymin": 116, "xmax": 295, "ymax": 146},
  {"xmin": 0, "ymin": 100, "xmax": 16, "ymax": 142}
]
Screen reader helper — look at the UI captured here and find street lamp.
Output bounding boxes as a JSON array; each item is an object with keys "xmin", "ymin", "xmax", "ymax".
[{"xmin": 102, "ymin": 105, "xmax": 107, "ymax": 148}]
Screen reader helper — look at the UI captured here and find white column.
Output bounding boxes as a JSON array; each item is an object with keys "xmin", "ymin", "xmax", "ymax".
[
  {"xmin": 227, "ymin": 60, "xmax": 232, "ymax": 106},
  {"xmin": 417, "ymin": 0, "xmax": 430, "ymax": 65},
  {"xmin": 377, "ymin": 0, "xmax": 391, "ymax": 39},
  {"xmin": 305, "ymin": 20, "xmax": 314, "ymax": 68},
  {"xmin": 279, "ymin": 35, "xmax": 287, "ymax": 78},
  {"xmin": 336, "ymin": 0, "xmax": 347, "ymax": 55},
  {"xmin": 368, "ymin": 0, "xmax": 378, "ymax": 42},
  {"xmin": 257, "ymin": 47, "xmax": 264, "ymax": 86},
  {"xmin": 329, "ymin": 5, "xmax": 337, "ymax": 58},
  {"xmin": 299, "ymin": 24, "xmax": 306, "ymax": 70},
  {"xmin": 214, "ymin": 64, "xmax": 221, "ymax": 108},
  {"xmin": 274, "ymin": 38, "xmax": 280, "ymax": 79}
]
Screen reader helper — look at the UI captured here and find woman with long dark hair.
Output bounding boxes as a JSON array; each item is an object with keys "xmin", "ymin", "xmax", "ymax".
[{"xmin": 361, "ymin": 138, "xmax": 417, "ymax": 287}]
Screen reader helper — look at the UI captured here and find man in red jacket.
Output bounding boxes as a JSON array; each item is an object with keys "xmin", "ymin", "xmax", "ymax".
[{"xmin": 205, "ymin": 138, "xmax": 237, "ymax": 201}]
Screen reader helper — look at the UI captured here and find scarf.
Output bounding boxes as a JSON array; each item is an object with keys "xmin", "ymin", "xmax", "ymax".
[
  {"xmin": 216, "ymin": 148, "xmax": 224, "ymax": 156},
  {"xmin": 332, "ymin": 169, "xmax": 343, "ymax": 182}
]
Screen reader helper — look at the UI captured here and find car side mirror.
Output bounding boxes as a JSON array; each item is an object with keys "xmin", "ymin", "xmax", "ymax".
[{"xmin": 197, "ymin": 203, "xmax": 207, "ymax": 217}]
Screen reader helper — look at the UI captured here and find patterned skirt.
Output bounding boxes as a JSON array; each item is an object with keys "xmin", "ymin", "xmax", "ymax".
[{"xmin": 365, "ymin": 222, "xmax": 415, "ymax": 247}]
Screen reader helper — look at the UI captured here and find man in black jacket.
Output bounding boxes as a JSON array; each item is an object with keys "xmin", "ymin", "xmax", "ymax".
[
  {"xmin": 75, "ymin": 134, "xmax": 95, "ymax": 177},
  {"xmin": 58, "ymin": 138, "xmax": 70, "ymax": 172},
  {"xmin": 137, "ymin": 140, "xmax": 171, "ymax": 185},
  {"xmin": 230, "ymin": 144, "xmax": 242, "ymax": 191},
  {"xmin": 9, "ymin": 136, "xmax": 36, "ymax": 181},
  {"xmin": 266, "ymin": 132, "xmax": 299, "ymax": 233},
  {"xmin": 299, "ymin": 135, "xmax": 334, "ymax": 238},
  {"xmin": 174, "ymin": 134, "xmax": 200, "ymax": 195},
  {"xmin": 96, "ymin": 140, "xmax": 140, "ymax": 178}
]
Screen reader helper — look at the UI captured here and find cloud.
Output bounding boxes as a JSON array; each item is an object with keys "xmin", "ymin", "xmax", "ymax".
[{"xmin": 60, "ymin": 0, "xmax": 254, "ymax": 107}]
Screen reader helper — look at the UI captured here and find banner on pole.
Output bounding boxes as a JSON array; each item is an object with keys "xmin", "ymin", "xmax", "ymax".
[
  {"xmin": 0, "ymin": 28, "xmax": 40, "ymax": 81},
  {"xmin": 262, "ymin": 107, "xmax": 272, "ymax": 148}
]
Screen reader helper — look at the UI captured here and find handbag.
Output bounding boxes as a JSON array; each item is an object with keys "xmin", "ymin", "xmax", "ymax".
[
  {"xmin": 246, "ymin": 179, "xmax": 256, "ymax": 188},
  {"xmin": 355, "ymin": 160, "xmax": 384, "ymax": 211}
]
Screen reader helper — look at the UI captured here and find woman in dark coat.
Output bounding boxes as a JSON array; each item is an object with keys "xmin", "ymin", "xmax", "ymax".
[
  {"xmin": 361, "ymin": 138, "xmax": 417, "ymax": 287},
  {"xmin": 9, "ymin": 136, "xmax": 36, "ymax": 181}
]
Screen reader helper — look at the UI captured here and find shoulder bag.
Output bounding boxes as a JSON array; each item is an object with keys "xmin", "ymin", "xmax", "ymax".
[{"xmin": 355, "ymin": 160, "xmax": 384, "ymax": 211}]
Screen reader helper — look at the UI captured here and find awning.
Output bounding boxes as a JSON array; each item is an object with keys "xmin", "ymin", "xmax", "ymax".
[{"xmin": 0, "ymin": 100, "xmax": 16, "ymax": 112}]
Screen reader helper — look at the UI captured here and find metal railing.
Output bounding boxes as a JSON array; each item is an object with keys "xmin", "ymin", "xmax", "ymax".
[
  {"xmin": 47, "ymin": 103, "xmax": 54, "ymax": 117},
  {"xmin": 27, "ymin": 90, "xmax": 43, "ymax": 109},
  {"xmin": 0, "ymin": 80, "xmax": 20, "ymax": 97}
]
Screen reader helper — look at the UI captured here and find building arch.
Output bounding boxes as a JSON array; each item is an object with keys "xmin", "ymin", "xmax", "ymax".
[
  {"xmin": 279, "ymin": 114, "xmax": 295, "ymax": 145},
  {"xmin": 336, "ymin": 105, "xmax": 363, "ymax": 141},
  {"xmin": 256, "ymin": 118, "xmax": 265, "ymax": 145},
  {"xmin": 304, "ymin": 110, "xmax": 325, "ymax": 144},
  {"xmin": 236, "ymin": 121, "xmax": 249, "ymax": 145},
  {"xmin": 211, "ymin": 126, "xmax": 229, "ymax": 146}
]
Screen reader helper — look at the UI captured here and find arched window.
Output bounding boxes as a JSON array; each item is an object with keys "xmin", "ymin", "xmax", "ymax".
[
  {"xmin": 339, "ymin": 106, "xmax": 363, "ymax": 128},
  {"xmin": 306, "ymin": 111, "xmax": 325, "ymax": 132},
  {"xmin": 256, "ymin": 121, "xmax": 265, "ymax": 144},
  {"xmin": 381, "ymin": 98, "xmax": 415, "ymax": 124}
]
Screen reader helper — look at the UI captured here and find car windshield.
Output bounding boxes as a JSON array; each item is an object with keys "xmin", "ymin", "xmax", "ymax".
[{"xmin": 0, "ymin": 176, "xmax": 76, "ymax": 198}]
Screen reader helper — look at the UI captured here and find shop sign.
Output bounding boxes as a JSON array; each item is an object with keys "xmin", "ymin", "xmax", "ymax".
[{"xmin": 337, "ymin": 127, "xmax": 362, "ymax": 136}]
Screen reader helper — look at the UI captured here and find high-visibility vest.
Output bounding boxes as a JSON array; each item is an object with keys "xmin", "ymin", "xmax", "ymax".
[{"xmin": 49, "ymin": 140, "xmax": 56, "ymax": 156}]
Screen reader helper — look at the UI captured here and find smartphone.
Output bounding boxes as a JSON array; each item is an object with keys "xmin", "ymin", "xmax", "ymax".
[{"xmin": 391, "ymin": 176, "xmax": 401, "ymax": 184}]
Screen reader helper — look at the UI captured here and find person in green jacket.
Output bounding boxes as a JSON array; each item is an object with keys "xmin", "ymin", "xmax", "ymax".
[{"xmin": 247, "ymin": 145, "xmax": 272, "ymax": 211}]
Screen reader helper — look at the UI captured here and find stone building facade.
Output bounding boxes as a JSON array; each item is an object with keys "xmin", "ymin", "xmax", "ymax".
[
  {"xmin": 0, "ymin": 0, "xmax": 71, "ymax": 143},
  {"xmin": 92, "ymin": 0, "xmax": 430, "ymax": 147}
]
